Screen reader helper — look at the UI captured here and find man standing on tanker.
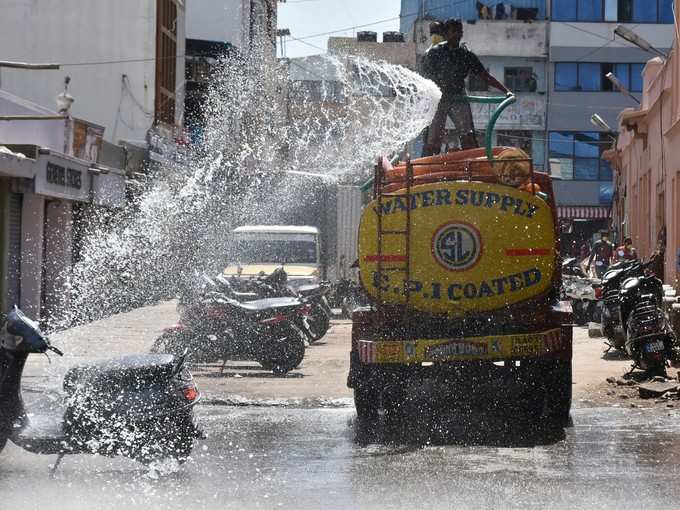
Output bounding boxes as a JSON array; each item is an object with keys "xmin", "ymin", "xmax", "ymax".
[{"xmin": 421, "ymin": 19, "xmax": 512, "ymax": 156}]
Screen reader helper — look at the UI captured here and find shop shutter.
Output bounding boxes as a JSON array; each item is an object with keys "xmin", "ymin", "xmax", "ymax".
[{"xmin": 6, "ymin": 192, "xmax": 22, "ymax": 312}]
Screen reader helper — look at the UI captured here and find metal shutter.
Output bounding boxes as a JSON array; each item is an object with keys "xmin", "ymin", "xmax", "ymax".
[{"xmin": 6, "ymin": 192, "xmax": 22, "ymax": 312}]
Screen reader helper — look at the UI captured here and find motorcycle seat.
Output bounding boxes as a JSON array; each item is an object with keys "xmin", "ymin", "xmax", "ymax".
[
  {"xmin": 296, "ymin": 284, "xmax": 321, "ymax": 297},
  {"xmin": 63, "ymin": 354, "xmax": 176, "ymax": 394},
  {"xmin": 238, "ymin": 297, "xmax": 301, "ymax": 312}
]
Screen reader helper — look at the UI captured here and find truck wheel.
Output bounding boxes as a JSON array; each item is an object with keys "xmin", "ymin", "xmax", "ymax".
[
  {"xmin": 545, "ymin": 360, "xmax": 572, "ymax": 428},
  {"xmin": 0, "ymin": 435, "xmax": 6, "ymax": 454},
  {"xmin": 354, "ymin": 385, "xmax": 379, "ymax": 424}
]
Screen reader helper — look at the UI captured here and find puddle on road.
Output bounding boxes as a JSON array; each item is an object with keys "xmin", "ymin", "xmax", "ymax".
[{"xmin": 2, "ymin": 407, "xmax": 680, "ymax": 510}]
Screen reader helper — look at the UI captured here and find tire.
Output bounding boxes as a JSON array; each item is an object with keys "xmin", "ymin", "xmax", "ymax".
[
  {"xmin": 150, "ymin": 331, "xmax": 189, "ymax": 356},
  {"xmin": 267, "ymin": 328, "xmax": 306, "ymax": 375},
  {"xmin": 0, "ymin": 435, "xmax": 7, "ymax": 455},
  {"xmin": 306, "ymin": 306, "xmax": 330, "ymax": 342},
  {"xmin": 545, "ymin": 360, "xmax": 572, "ymax": 428},
  {"xmin": 354, "ymin": 384, "xmax": 379, "ymax": 424}
]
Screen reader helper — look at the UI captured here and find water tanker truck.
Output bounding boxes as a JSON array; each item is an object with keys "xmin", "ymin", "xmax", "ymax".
[{"xmin": 347, "ymin": 95, "xmax": 572, "ymax": 430}]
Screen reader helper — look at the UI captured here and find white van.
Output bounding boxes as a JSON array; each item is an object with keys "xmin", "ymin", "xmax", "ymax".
[{"xmin": 224, "ymin": 225, "xmax": 321, "ymax": 287}]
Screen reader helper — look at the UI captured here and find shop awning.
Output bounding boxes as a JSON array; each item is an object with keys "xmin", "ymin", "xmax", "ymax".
[{"xmin": 558, "ymin": 206, "xmax": 610, "ymax": 219}]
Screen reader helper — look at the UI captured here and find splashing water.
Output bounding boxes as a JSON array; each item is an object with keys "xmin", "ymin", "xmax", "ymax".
[{"xmin": 58, "ymin": 43, "xmax": 441, "ymax": 329}]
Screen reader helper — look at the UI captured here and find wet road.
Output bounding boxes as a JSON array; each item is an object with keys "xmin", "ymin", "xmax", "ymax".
[{"xmin": 1, "ymin": 406, "xmax": 680, "ymax": 510}]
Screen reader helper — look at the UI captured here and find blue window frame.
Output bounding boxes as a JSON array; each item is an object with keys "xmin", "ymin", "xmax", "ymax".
[
  {"xmin": 552, "ymin": 0, "xmax": 674, "ymax": 22},
  {"xmin": 579, "ymin": 63, "xmax": 601, "ymax": 91},
  {"xmin": 555, "ymin": 62, "xmax": 646, "ymax": 93},
  {"xmin": 555, "ymin": 63, "xmax": 578, "ymax": 91},
  {"xmin": 574, "ymin": 159, "xmax": 600, "ymax": 180},
  {"xmin": 552, "ymin": 0, "xmax": 578, "ymax": 21},
  {"xmin": 630, "ymin": 63, "xmax": 645, "ymax": 92},
  {"xmin": 633, "ymin": 0, "xmax": 658, "ymax": 22},
  {"xmin": 613, "ymin": 63, "xmax": 631, "ymax": 91},
  {"xmin": 660, "ymin": 0, "xmax": 675, "ymax": 23},
  {"xmin": 549, "ymin": 132, "xmax": 573, "ymax": 158},
  {"xmin": 578, "ymin": 0, "xmax": 602, "ymax": 21},
  {"xmin": 549, "ymin": 131, "xmax": 613, "ymax": 181},
  {"xmin": 574, "ymin": 132, "xmax": 600, "ymax": 158}
]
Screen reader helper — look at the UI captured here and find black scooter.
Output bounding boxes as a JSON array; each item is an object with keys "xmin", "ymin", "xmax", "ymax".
[
  {"xmin": 1, "ymin": 307, "xmax": 202, "ymax": 467},
  {"xmin": 601, "ymin": 260, "xmax": 644, "ymax": 350},
  {"xmin": 619, "ymin": 274, "xmax": 679, "ymax": 375}
]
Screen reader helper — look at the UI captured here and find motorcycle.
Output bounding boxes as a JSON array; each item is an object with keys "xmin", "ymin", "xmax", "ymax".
[
  {"xmin": 223, "ymin": 269, "xmax": 332, "ymax": 342},
  {"xmin": 600, "ymin": 260, "xmax": 645, "ymax": 350},
  {"xmin": 619, "ymin": 273, "xmax": 679, "ymax": 375},
  {"xmin": 562, "ymin": 274, "xmax": 602, "ymax": 326},
  {"xmin": 153, "ymin": 289, "xmax": 309, "ymax": 375},
  {"xmin": 0, "ymin": 307, "xmax": 201, "ymax": 465}
]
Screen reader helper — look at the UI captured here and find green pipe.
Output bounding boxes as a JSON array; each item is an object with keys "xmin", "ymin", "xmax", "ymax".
[{"xmin": 484, "ymin": 94, "xmax": 516, "ymax": 160}]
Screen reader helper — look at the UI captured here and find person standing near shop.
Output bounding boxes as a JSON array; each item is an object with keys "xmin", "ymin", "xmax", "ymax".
[
  {"xmin": 615, "ymin": 237, "xmax": 638, "ymax": 262},
  {"xmin": 587, "ymin": 232, "xmax": 614, "ymax": 278}
]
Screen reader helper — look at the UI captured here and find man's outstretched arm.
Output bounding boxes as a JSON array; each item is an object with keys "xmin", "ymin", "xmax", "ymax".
[{"xmin": 478, "ymin": 70, "xmax": 512, "ymax": 95}]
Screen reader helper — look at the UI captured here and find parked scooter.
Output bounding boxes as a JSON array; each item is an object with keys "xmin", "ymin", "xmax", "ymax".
[
  {"xmin": 600, "ymin": 260, "xmax": 645, "ymax": 350},
  {"xmin": 562, "ymin": 274, "xmax": 602, "ymax": 325},
  {"xmin": 1, "ymin": 307, "xmax": 201, "ymax": 465},
  {"xmin": 619, "ymin": 273, "xmax": 679, "ymax": 375},
  {"xmin": 153, "ymin": 289, "xmax": 309, "ymax": 375}
]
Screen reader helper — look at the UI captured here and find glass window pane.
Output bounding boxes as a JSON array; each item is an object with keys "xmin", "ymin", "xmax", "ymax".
[
  {"xmin": 604, "ymin": 0, "xmax": 617, "ymax": 21},
  {"xmin": 600, "ymin": 159, "xmax": 613, "ymax": 181},
  {"xmin": 578, "ymin": 0, "xmax": 602, "ymax": 21},
  {"xmin": 578, "ymin": 63, "xmax": 602, "ymax": 91},
  {"xmin": 660, "ymin": 0, "xmax": 674, "ymax": 23},
  {"xmin": 633, "ymin": 0, "xmax": 657, "ymax": 22},
  {"xmin": 574, "ymin": 131, "xmax": 600, "ymax": 157},
  {"xmin": 613, "ymin": 63, "xmax": 630, "ymax": 91},
  {"xmin": 549, "ymin": 132, "xmax": 573, "ymax": 157},
  {"xmin": 555, "ymin": 63, "xmax": 578, "ymax": 91},
  {"xmin": 574, "ymin": 159, "xmax": 600, "ymax": 180},
  {"xmin": 552, "ymin": 0, "xmax": 577, "ymax": 21},
  {"xmin": 631, "ymin": 63, "xmax": 644, "ymax": 92}
]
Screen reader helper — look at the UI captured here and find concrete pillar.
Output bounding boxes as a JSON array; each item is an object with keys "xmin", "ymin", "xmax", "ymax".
[
  {"xmin": 42, "ymin": 200, "xmax": 73, "ymax": 325},
  {"xmin": 20, "ymin": 192, "xmax": 45, "ymax": 319}
]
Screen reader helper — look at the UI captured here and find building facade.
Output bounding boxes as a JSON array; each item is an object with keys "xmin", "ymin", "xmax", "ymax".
[
  {"xmin": 607, "ymin": 5, "xmax": 680, "ymax": 287},
  {"xmin": 0, "ymin": 92, "xmax": 126, "ymax": 323},
  {"xmin": 0, "ymin": 0, "xmax": 186, "ymax": 145},
  {"xmin": 547, "ymin": 0, "xmax": 674, "ymax": 246},
  {"xmin": 399, "ymin": 0, "xmax": 676, "ymax": 247},
  {"xmin": 184, "ymin": 0, "xmax": 279, "ymax": 142}
]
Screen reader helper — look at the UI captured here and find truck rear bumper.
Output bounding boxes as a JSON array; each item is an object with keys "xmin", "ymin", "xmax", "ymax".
[{"xmin": 356, "ymin": 327, "xmax": 571, "ymax": 365}]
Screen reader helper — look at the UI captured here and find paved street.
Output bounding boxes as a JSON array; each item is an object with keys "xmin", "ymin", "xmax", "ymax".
[
  {"xmin": 24, "ymin": 301, "xmax": 646, "ymax": 406},
  {"xmin": 2, "ymin": 406, "xmax": 680, "ymax": 510},
  {"xmin": 5, "ymin": 302, "xmax": 679, "ymax": 510}
]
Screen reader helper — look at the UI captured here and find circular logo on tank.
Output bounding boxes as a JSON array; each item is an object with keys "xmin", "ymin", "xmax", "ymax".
[{"xmin": 431, "ymin": 222, "xmax": 483, "ymax": 272}]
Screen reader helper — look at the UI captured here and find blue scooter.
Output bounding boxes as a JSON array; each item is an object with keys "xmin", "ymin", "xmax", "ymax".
[{"xmin": 0, "ymin": 306, "xmax": 202, "ymax": 468}]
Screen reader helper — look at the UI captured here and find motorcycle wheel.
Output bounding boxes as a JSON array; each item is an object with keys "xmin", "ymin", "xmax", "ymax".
[
  {"xmin": 151, "ymin": 331, "xmax": 190, "ymax": 357},
  {"xmin": 306, "ymin": 306, "xmax": 330, "ymax": 342},
  {"xmin": 267, "ymin": 327, "xmax": 306, "ymax": 375}
]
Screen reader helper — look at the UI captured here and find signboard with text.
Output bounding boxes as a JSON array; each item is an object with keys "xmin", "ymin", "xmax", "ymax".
[{"xmin": 35, "ymin": 156, "xmax": 91, "ymax": 202}]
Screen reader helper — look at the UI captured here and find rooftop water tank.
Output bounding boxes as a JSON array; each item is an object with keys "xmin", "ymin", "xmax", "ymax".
[
  {"xmin": 382, "ymin": 31, "xmax": 405, "ymax": 43},
  {"xmin": 357, "ymin": 31, "xmax": 378, "ymax": 42}
]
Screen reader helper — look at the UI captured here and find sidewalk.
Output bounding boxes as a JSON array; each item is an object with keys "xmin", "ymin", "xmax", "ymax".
[{"xmin": 24, "ymin": 301, "xmax": 640, "ymax": 407}]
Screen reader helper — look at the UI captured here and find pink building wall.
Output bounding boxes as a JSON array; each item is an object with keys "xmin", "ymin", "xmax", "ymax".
[{"xmin": 611, "ymin": 5, "xmax": 680, "ymax": 288}]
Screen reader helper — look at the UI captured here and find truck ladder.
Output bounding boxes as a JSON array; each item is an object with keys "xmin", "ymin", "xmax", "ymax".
[{"xmin": 375, "ymin": 158, "xmax": 414, "ymax": 311}]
